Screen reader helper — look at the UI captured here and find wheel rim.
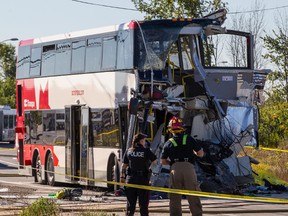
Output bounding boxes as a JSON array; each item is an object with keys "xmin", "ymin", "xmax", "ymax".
[
  {"xmin": 35, "ymin": 156, "xmax": 42, "ymax": 182},
  {"xmin": 112, "ymin": 165, "xmax": 117, "ymax": 182},
  {"xmin": 108, "ymin": 157, "xmax": 119, "ymax": 191},
  {"xmin": 47, "ymin": 156, "xmax": 54, "ymax": 184}
]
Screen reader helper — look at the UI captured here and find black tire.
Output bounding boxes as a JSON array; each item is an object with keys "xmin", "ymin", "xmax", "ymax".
[
  {"xmin": 107, "ymin": 155, "xmax": 120, "ymax": 191},
  {"xmin": 46, "ymin": 152, "xmax": 55, "ymax": 186},
  {"xmin": 34, "ymin": 154, "xmax": 43, "ymax": 183}
]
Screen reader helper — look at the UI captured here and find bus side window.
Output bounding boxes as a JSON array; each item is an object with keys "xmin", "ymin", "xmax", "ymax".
[
  {"xmin": 117, "ymin": 30, "xmax": 133, "ymax": 69},
  {"xmin": 56, "ymin": 112, "xmax": 65, "ymax": 130},
  {"xmin": 55, "ymin": 42, "xmax": 71, "ymax": 75},
  {"xmin": 43, "ymin": 112, "xmax": 56, "ymax": 132},
  {"xmin": 71, "ymin": 40, "xmax": 85, "ymax": 73},
  {"xmin": 27, "ymin": 111, "xmax": 43, "ymax": 144},
  {"xmin": 24, "ymin": 112, "xmax": 31, "ymax": 144},
  {"xmin": 3, "ymin": 115, "xmax": 8, "ymax": 129},
  {"xmin": 16, "ymin": 45, "xmax": 31, "ymax": 79},
  {"xmin": 86, "ymin": 38, "xmax": 102, "ymax": 72},
  {"xmin": 42, "ymin": 44, "xmax": 56, "ymax": 76},
  {"xmin": 102, "ymin": 36, "xmax": 117, "ymax": 70},
  {"xmin": 55, "ymin": 111, "xmax": 65, "ymax": 145},
  {"xmin": 30, "ymin": 47, "xmax": 41, "ymax": 77},
  {"xmin": 9, "ymin": 115, "xmax": 14, "ymax": 129}
]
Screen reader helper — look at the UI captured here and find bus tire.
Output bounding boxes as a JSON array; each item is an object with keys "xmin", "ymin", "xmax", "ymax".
[
  {"xmin": 34, "ymin": 154, "xmax": 44, "ymax": 184},
  {"xmin": 45, "ymin": 152, "xmax": 55, "ymax": 186},
  {"xmin": 107, "ymin": 154, "xmax": 120, "ymax": 191}
]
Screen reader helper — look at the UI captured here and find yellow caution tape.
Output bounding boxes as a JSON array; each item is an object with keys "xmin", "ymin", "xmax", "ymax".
[
  {"xmin": 105, "ymin": 181, "xmax": 288, "ymax": 204},
  {"xmin": 2, "ymin": 159, "xmax": 287, "ymax": 204},
  {"xmin": 245, "ymin": 146, "xmax": 288, "ymax": 153}
]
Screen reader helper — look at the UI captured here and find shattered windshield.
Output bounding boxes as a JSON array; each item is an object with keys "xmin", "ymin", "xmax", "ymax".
[{"xmin": 135, "ymin": 26, "xmax": 182, "ymax": 71}]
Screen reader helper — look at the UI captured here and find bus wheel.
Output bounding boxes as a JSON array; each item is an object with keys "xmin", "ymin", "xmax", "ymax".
[
  {"xmin": 107, "ymin": 155, "xmax": 119, "ymax": 191},
  {"xmin": 46, "ymin": 152, "xmax": 55, "ymax": 186},
  {"xmin": 34, "ymin": 154, "xmax": 43, "ymax": 183}
]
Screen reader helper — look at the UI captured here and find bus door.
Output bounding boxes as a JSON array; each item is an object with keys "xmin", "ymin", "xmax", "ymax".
[
  {"xmin": 65, "ymin": 105, "xmax": 82, "ymax": 181},
  {"xmin": 79, "ymin": 106, "xmax": 90, "ymax": 184},
  {"xmin": 119, "ymin": 105, "xmax": 129, "ymax": 158}
]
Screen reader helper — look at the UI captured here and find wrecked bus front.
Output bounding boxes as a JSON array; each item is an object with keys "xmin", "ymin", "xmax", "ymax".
[{"xmin": 129, "ymin": 9, "xmax": 270, "ymax": 192}]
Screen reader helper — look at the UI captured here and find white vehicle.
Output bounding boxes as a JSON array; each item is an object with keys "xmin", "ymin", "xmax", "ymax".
[{"xmin": 16, "ymin": 9, "xmax": 269, "ymax": 192}]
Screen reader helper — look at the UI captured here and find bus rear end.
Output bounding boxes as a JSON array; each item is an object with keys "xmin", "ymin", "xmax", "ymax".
[{"xmin": 0, "ymin": 106, "xmax": 16, "ymax": 143}]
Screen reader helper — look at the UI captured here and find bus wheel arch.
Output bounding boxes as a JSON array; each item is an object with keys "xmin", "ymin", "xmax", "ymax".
[
  {"xmin": 107, "ymin": 153, "xmax": 120, "ymax": 191},
  {"xmin": 32, "ymin": 150, "xmax": 45, "ymax": 184},
  {"xmin": 45, "ymin": 150, "xmax": 56, "ymax": 186}
]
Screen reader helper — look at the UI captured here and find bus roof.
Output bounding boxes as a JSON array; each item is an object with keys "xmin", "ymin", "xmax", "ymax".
[
  {"xmin": 0, "ymin": 105, "xmax": 11, "ymax": 110},
  {"xmin": 19, "ymin": 17, "xmax": 223, "ymax": 47},
  {"xmin": 19, "ymin": 22, "xmax": 131, "ymax": 46}
]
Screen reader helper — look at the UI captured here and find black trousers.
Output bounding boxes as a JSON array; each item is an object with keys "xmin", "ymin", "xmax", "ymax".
[{"xmin": 125, "ymin": 176, "xmax": 149, "ymax": 216}]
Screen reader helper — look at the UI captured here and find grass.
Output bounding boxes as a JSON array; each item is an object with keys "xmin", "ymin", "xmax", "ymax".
[
  {"xmin": 20, "ymin": 198, "xmax": 60, "ymax": 216},
  {"xmin": 20, "ymin": 197, "xmax": 120, "ymax": 216},
  {"xmin": 243, "ymin": 145, "xmax": 288, "ymax": 186}
]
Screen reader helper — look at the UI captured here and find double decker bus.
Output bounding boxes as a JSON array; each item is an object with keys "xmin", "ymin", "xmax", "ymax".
[
  {"xmin": 0, "ymin": 105, "xmax": 16, "ymax": 143},
  {"xmin": 16, "ymin": 9, "xmax": 268, "ymax": 189}
]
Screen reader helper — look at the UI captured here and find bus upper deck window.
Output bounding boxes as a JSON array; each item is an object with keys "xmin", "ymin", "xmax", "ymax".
[
  {"xmin": 3, "ymin": 115, "xmax": 8, "ymax": 129},
  {"xmin": 9, "ymin": 115, "xmax": 14, "ymax": 129}
]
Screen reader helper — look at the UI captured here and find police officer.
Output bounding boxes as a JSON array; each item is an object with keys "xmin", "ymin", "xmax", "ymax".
[
  {"xmin": 121, "ymin": 133, "xmax": 157, "ymax": 216},
  {"xmin": 161, "ymin": 116, "xmax": 204, "ymax": 216}
]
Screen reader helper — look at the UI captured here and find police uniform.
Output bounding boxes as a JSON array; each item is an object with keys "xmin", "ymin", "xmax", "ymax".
[
  {"xmin": 123, "ymin": 143, "xmax": 157, "ymax": 216},
  {"xmin": 161, "ymin": 133, "xmax": 203, "ymax": 216}
]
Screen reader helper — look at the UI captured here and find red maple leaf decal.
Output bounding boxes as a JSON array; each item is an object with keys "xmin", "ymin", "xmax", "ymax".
[{"xmin": 39, "ymin": 82, "xmax": 50, "ymax": 109}]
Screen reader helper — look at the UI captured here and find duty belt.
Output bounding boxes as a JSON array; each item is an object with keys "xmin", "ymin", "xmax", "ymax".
[
  {"xmin": 172, "ymin": 158, "xmax": 194, "ymax": 165},
  {"xmin": 130, "ymin": 170, "xmax": 148, "ymax": 176}
]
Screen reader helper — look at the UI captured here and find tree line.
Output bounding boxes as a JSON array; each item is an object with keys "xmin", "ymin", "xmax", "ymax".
[
  {"xmin": 0, "ymin": 43, "xmax": 16, "ymax": 107},
  {"xmin": 0, "ymin": 0, "xmax": 287, "ymax": 147}
]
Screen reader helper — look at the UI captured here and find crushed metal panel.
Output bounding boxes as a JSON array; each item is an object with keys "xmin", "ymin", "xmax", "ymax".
[
  {"xmin": 127, "ymin": 10, "xmax": 271, "ymax": 195},
  {"xmin": 205, "ymin": 73, "xmax": 238, "ymax": 100},
  {"xmin": 223, "ymin": 156, "xmax": 254, "ymax": 185}
]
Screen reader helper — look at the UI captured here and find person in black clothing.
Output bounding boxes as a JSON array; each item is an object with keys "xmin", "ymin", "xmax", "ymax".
[
  {"xmin": 161, "ymin": 116, "xmax": 204, "ymax": 216},
  {"xmin": 121, "ymin": 133, "xmax": 157, "ymax": 216}
]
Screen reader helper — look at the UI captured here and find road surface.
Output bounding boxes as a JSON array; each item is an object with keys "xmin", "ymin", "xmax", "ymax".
[{"xmin": 0, "ymin": 143, "xmax": 288, "ymax": 215}]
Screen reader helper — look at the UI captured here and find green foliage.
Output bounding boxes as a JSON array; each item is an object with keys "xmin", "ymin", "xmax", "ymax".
[
  {"xmin": 263, "ymin": 29, "xmax": 288, "ymax": 102},
  {"xmin": 0, "ymin": 43, "xmax": 16, "ymax": 79},
  {"xmin": 0, "ymin": 43, "xmax": 16, "ymax": 108},
  {"xmin": 263, "ymin": 30, "xmax": 288, "ymax": 70},
  {"xmin": 252, "ymin": 165, "xmax": 288, "ymax": 187},
  {"xmin": 0, "ymin": 77, "xmax": 16, "ymax": 108},
  {"xmin": 131, "ymin": 0, "xmax": 227, "ymax": 19},
  {"xmin": 245, "ymin": 148, "xmax": 288, "ymax": 184},
  {"xmin": 258, "ymin": 102, "xmax": 288, "ymax": 147},
  {"xmin": 260, "ymin": 29, "xmax": 288, "ymax": 146},
  {"xmin": 20, "ymin": 198, "xmax": 60, "ymax": 216}
]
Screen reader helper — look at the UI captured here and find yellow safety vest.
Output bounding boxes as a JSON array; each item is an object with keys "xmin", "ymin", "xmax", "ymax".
[{"xmin": 169, "ymin": 134, "xmax": 188, "ymax": 147}]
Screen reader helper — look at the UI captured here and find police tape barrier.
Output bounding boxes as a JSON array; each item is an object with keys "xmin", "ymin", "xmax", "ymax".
[
  {"xmin": 245, "ymin": 146, "xmax": 288, "ymax": 153},
  {"xmin": 2, "ymin": 160, "xmax": 288, "ymax": 204},
  {"xmin": 2, "ymin": 146, "xmax": 288, "ymax": 152}
]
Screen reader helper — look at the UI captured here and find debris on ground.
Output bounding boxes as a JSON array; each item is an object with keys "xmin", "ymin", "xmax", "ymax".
[{"xmin": 55, "ymin": 188, "xmax": 83, "ymax": 200}]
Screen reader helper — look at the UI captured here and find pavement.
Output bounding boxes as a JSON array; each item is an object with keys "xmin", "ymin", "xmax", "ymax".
[
  {"xmin": 1, "ymin": 144, "xmax": 288, "ymax": 215},
  {"xmin": 1, "ymin": 179, "xmax": 288, "ymax": 216},
  {"xmin": 58, "ymin": 196, "xmax": 288, "ymax": 215}
]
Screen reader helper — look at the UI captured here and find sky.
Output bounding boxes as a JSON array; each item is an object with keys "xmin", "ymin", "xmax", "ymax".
[{"xmin": 1, "ymin": 0, "xmax": 288, "ymax": 47}]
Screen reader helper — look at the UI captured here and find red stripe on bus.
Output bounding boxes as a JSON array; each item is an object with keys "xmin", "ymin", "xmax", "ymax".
[
  {"xmin": 19, "ymin": 39, "xmax": 34, "ymax": 46},
  {"xmin": 128, "ymin": 21, "xmax": 137, "ymax": 29}
]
